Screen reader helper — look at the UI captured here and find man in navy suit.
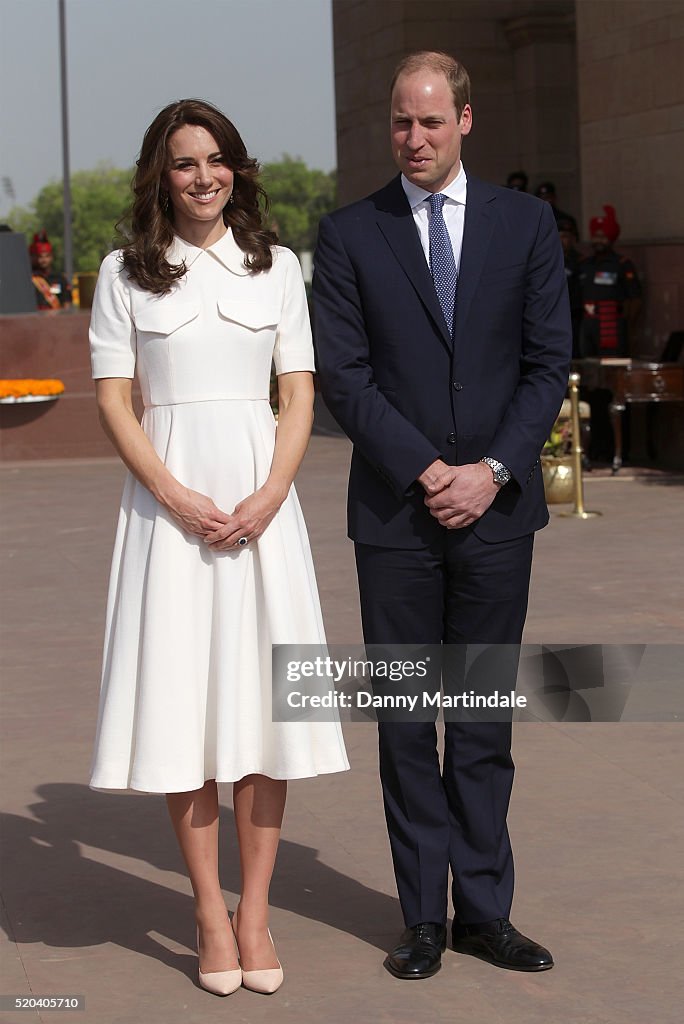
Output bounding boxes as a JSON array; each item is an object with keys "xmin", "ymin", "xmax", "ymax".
[{"xmin": 313, "ymin": 51, "xmax": 571, "ymax": 979}]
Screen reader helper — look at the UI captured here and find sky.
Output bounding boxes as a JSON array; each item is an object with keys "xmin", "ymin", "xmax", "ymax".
[{"xmin": 0, "ymin": 0, "xmax": 336, "ymax": 215}]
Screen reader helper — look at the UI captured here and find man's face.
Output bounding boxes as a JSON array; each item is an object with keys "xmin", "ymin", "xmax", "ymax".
[
  {"xmin": 591, "ymin": 230, "xmax": 610, "ymax": 254},
  {"xmin": 391, "ymin": 70, "xmax": 472, "ymax": 193},
  {"xmin": 35, "ymin": 251, "xmax": 52, "ymax": 273}
]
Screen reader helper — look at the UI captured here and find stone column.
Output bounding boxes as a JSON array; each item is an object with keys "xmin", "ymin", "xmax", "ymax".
[{"xmin": 503, "ymin": 5, "xmax": 580, "ymax": 220}]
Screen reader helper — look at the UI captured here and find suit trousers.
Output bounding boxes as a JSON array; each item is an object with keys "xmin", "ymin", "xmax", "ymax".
[{"xmin": 354, "ymin": 527, "xmax": 534, "ymax": 928}]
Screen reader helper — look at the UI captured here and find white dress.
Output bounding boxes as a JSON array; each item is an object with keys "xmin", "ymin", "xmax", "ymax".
[{"xmin": 88, "ymin": 229, "xmax": 349, "ymax": 793}]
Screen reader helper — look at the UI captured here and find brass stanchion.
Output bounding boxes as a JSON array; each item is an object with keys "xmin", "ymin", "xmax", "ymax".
[{"xmin": 559, "ymin": 371, "xmax": 601, "ymax": 519}]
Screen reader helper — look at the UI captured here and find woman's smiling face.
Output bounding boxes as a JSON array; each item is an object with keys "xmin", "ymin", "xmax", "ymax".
[{"xmin": 164, "ymin": 124, "xmax": 234, "ymax": 235}]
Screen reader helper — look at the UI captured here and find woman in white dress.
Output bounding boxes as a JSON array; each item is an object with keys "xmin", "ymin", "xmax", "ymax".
[{"xmin": 89, "ymin": 99, "xmax": 348, "ymax": 996}]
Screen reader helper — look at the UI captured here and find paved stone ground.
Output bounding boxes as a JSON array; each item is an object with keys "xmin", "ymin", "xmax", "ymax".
[{"xmin": 1, "ymin": 438, "xmax": 683, "ymax": 1024}]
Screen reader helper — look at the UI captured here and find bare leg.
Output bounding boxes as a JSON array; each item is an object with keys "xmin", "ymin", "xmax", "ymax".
[
  {"xmin": 166, "ymin": 780, "xmax": 239, "ymax": 972},
  {"xmin": 232, "ymin": 774, "xmax": 287, "ymax": 969}
]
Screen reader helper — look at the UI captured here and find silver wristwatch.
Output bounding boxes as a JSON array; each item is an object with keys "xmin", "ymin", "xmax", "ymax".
[{"xmin": 480, "ymin": 457, "xmax": 511, "ymax": 487}]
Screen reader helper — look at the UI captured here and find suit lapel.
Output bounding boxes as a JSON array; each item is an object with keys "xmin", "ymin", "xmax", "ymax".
[
  {"xmin": 454, "ymin": 177, "xmax": 497, "ymax": 344},
  {"xmin": 374, "ymin": 177, "xmax": 453, "ymax": 350}
]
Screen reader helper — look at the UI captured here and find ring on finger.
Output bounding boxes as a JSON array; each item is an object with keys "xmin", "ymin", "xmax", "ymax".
[{"xmin": 236, "ymin": 536, "xmax": 249, "ymax": 547}]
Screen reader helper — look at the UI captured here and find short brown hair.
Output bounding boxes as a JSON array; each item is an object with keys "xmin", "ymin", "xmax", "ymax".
[{"xmin": 391, "ymin": 51, "xmax": 471, "ymax": 119}]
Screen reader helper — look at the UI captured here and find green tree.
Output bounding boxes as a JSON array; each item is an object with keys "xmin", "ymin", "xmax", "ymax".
[
  {"xmin": 9, "ymin": 164, "xmax": 133, "ymax": 271},
  {"xmin": 262, "ymin": 155, "xmax": 336, "ymax": 252}
]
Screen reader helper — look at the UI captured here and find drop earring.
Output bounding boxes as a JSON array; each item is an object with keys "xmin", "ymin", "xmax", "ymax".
[{"xmin": 160, "ymin": 190, "xmax": 169, "ymax": 213}]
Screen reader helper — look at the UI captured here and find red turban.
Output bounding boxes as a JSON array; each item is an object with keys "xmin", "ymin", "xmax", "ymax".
[
  {"xmin": 29, "ymin": 231, "xmax": 52, "ymax": 256},
  {"xmin": 589, "ymin": 205, "xmax": 620, "ymax": 243}
]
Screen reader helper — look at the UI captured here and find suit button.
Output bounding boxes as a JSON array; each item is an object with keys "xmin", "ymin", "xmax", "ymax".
[
  {"xmin": 452, "ymin": 381, "xmax": 463, "ymax": 391},
  {"xmin": 447, "ymin": 432, "xmax": 457, "ymax": 444}
]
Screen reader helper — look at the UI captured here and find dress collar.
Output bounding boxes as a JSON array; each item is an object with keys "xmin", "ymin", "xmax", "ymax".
[
  {"xmin": 401, "ymin": 162, "xmax": 468, "ymax": 210},
  {"xmin": 167, "ymin": 227, "xmax": 250, "ymax": 276}
]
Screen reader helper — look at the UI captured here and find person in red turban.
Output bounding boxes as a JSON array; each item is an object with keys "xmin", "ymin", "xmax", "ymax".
[
  {"xmin": 589, "ymin": 204, "xmax": 621, "ymax": 245},
  {"xmin": 29, "ymin": 231, "xmax": 71, "ymax": 310},
  {"xmin": 579, "ymin": 205, "xmax": 641, "ymax": 359}
]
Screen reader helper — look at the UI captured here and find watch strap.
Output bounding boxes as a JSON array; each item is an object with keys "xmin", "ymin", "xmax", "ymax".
[{"xmin": 480, "ymin": 457, "xmax": 512, "ymax": 486}]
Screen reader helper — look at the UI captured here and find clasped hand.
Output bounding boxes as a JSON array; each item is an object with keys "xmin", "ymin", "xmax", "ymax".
[
  {"xmin": 419, "ymin": 459, "xmax": 500, "ymax": 529},
  {"xmin": 166, "ymin": 483, "xmax": 284, "ymax": 551}
]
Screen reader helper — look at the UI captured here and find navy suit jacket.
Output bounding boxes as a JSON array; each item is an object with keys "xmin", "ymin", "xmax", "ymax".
[{"xmin": 312, "ymin": 174, "xmax": 572, "ymax": 548}]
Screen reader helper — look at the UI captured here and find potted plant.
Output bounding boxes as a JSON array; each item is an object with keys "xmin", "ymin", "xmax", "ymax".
[{"xmin": 541, "ymin": 417, "xmax": 573, "ymax": 503}]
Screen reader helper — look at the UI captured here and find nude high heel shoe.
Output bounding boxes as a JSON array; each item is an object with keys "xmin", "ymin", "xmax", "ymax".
[
  {"xmin": 235, "ymin": 925, "xmax": 284, "ymax": 994},
  {"xmin": 196, "ymin": 925, "xmax": 242, "ymax": 996}
]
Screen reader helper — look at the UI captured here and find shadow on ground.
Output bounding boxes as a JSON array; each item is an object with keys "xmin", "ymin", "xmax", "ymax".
[{"xmin": 1, "ymin": 782, "xmax": 400, "ymax": 984}]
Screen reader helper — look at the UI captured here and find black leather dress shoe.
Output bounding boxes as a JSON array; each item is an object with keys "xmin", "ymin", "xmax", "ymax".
[
  {"xmin": 384, "ymin": 923, "xmax": 447, "ymax": 979},
  {"xmin": 451, "ymin": 918, "xmax": 553, "ymax": 971}
]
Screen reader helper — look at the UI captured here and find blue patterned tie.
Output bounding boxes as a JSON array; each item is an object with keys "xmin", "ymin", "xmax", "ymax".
[{"xmin": 428, "ymin": 192, "xmax": 457, "ymax": 336}]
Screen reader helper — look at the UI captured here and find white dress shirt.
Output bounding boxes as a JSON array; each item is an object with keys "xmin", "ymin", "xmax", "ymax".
[{"xmin": 401, "ymin": 163, "xmax": 468, "ymax": 275}]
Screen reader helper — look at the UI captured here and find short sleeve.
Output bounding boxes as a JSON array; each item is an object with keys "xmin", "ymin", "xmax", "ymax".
[
  {"xmin": 89, "ymin": 251, "xmax": 136, "ymax": 379},
  {"xmin": 272, "ymin": 248, "xmax": 315, "ymax": 375}
]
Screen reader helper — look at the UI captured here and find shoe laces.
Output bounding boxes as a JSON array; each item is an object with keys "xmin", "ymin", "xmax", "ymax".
[{"xmin": 415, "ymin": 923, "xmax": 441, "ymax": 943}]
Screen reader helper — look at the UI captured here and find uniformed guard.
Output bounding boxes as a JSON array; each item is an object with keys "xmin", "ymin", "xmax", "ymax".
[
  {"xmin": 578, "ymin": 205, "xmax": 642, "ymax": 358},
  {"xmin": 29, "ymin": 231, "xmax": 72, "ymax": 310}
]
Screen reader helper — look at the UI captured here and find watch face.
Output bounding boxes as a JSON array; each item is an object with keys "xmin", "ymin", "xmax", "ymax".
[{"xmin": 482, "ymin": 458, "xmax": 509, "ymax": 485}]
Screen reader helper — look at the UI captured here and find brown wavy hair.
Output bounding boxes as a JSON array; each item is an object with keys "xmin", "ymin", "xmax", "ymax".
[{"xmin": 119, "ymin": 99, "xmax": 277, "ymax": 293}]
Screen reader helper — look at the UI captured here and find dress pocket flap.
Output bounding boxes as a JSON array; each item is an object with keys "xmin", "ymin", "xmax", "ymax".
[
  {"xmin": 217, "ymin": 299, "xmax": 280, "ymax": 330},
  {"xmin": 134, "ymin": 303, "xmax": 200, "ymax": 335}
]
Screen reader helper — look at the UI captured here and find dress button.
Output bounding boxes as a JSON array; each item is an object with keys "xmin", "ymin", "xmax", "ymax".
[
  {"xmin": 452, "ymin": 381, "xmax": 463, "ymax": 391},
  {"xmin": 447, "ymin": 432, "xmax": 457, "ymax": 444}
]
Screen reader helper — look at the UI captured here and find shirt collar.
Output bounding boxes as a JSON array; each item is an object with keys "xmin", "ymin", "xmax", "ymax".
[
  {"xmin": 401, "ymin": 162, "xmax": 468, "ymax": 210},
  {"xmin": 167, "ymin": 227, "xmax": 250, "ymax": 276}
]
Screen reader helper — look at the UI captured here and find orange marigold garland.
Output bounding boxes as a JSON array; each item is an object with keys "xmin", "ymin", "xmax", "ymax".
[{"xmin": 0, "ymin": 379, "xmax": 65, "ymax": 399}]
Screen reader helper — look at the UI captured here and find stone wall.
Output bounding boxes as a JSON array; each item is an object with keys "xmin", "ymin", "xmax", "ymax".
[
  {"xmin": 575, "ymin": 0, "xmax": 684, "ymax": 242},
  {"xmin": 0, "ymin": 312, "xmax": 141, "ymax": 461}
]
